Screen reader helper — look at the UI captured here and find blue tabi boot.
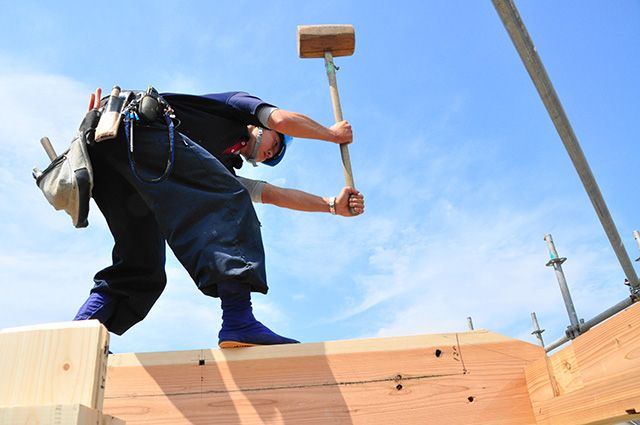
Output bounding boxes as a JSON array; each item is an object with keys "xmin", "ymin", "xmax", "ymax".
[
  {"xmin": 73, "ymin": 292, "xmax": 116, "ymax": 324},
  {"xmin": 217, "ymin": 282, "xmax": 300, "ymax": 348}
]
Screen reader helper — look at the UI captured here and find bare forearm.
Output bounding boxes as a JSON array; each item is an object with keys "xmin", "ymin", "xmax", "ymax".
[
  {"xmin": 261, "ymin": 183, "xmax": 365, "ymax": 217},
  {"xmin": 261, "ymin": 183, "xmax": 330, "ymax": 212},
  {"xmin": 267, "ymin": 109, "xmax": 351, "ymax": 144}
]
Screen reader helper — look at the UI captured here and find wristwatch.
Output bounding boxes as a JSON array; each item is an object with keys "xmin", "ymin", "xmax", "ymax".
[{"xmin": 329, "ymin": 197, "xmax": 337, "ymax": 215}]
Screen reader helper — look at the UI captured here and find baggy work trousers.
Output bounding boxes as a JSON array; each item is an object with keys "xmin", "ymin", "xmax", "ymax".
[{"xmin": 87, "ymin": 123, "xmax": 268, "ymax": 335}]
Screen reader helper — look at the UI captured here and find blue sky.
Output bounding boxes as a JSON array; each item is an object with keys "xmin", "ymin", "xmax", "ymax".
[{"xmin": 0, "ymin": 1, "xmax": 638, "ymax": 354}]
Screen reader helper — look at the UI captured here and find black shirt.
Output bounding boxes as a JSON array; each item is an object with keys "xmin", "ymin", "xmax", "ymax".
[{"xmin": 162, "ymin": 92, "xmax": 274, "ymax": 172}]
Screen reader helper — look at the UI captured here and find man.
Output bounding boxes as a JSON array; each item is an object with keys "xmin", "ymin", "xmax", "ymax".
[{"xmin": 73, "ymin": 88, "xmax": 364, "ymax": 348}]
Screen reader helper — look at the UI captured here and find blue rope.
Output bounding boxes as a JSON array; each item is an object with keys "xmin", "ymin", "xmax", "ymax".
[{"xmin": 124, "ymin": 111, "xmax": 175, "ymax": 184}]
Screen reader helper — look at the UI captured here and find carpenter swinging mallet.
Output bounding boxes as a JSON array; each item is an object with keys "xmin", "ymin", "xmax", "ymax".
[{"xmin": 297, "ymin": 24, "xmax": 356, "ymax": 191}]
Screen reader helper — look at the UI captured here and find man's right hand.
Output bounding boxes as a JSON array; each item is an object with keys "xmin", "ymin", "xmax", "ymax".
[{"xmin": 329, "ymin": 120, "xmax": 353, "ymax": 144}]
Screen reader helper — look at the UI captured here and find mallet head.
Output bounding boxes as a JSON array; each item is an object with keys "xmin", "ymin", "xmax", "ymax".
[{"xmin": 297, "ymin": 24, "xmax": 355, "ymax": 58}]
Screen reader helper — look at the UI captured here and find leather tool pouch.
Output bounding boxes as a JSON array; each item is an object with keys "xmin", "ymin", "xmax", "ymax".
[{"xmin": 95, "ymin": 86, "xmax": 133, "ymax": 142}]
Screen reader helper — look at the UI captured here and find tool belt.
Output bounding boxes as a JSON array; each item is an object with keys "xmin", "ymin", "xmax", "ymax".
[
  {"xmin": 32, "ymin": 85, "xmax": 175, "ymax": 228},
  {"xmin": 95, "ymin": 86, "xmax": 172, "ymax": 142}
]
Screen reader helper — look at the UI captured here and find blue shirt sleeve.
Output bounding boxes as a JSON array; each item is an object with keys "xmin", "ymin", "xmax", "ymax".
[{"xmin": 201, "ymin": 92, "xmax": 276, "ymax": 116}]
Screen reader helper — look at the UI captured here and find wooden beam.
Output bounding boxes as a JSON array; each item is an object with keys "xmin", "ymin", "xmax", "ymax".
[
  {"xmin": 103, "ymin": 331, "xmax": 543, "ymax": 424},
  {"xmin": 0, "ymin": 320, "xmax": 109, "ymax": 411},
  {"xmin": 525, "ymin": 301, "xmax": 640, "ymax": 424},
  {"xmin": 0, "ymin": 404, "xmax": 125, "ymax": 425}
]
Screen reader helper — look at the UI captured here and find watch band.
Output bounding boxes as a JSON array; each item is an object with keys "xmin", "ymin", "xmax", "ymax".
[{"xmin": 329, "ymin": 197, "xmax": 337, "ymax": 215}]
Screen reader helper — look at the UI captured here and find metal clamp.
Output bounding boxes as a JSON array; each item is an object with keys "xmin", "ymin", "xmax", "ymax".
[
  {"xmin": 564, "ymin": 319, "xmax": 584, "ymax": 340},
  {"xmin": 545, "ymin": 256, "xmax": 567, "ymax": 267}
]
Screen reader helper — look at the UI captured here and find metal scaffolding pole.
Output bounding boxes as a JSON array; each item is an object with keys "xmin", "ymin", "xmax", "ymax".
[
  {"xmin": 530, "ymin": 312, "xmax": 545, "ymax": 347},
  {"xmin": 492, "ymin": 0, "xmax": 640, "ymax": 292},
  {"xmin": 544, "ymin": 234, "xmax": 581, "ymax": 338}
]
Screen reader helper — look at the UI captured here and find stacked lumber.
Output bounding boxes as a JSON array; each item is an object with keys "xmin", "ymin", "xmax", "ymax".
[
  {"xmin": 0, "ymin": 320, "xmax": 124, "ymax": 425},
  {"xmin": 5, "ymin": 303, "xmax": 640, "ymax": 424}
]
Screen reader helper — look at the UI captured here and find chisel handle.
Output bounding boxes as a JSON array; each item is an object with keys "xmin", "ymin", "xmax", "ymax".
[{"xmin": 40, "ymin": 137, "xmax": 57, "ymax": 161}]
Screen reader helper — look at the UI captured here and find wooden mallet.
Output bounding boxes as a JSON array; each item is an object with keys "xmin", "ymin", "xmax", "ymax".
[{"xmin": 297, "ymin": 24, "xmax": 356, "ymax": 191}]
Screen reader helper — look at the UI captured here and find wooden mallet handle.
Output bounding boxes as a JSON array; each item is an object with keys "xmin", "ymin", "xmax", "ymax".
[{"xmin": 324, "ymin": 51, "xmax": 355, "ymax": 189}]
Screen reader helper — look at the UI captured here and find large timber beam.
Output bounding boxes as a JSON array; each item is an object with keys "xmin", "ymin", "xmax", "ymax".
[
  {"xmin": 103, "ymin": 331, "xmax": 543, "ymax": 424},
  {"xmin": 525, "ymin": 301, "xmax": 640, "ymax": 424}
]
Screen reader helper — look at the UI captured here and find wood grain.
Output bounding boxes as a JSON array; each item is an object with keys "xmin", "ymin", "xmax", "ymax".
[
  {"xmin": 0, "ymin": 404, "xmax": 126, "ymax": 425},
  {"xmin": 0, "ymin": 404, "xmax": 99, "ymax": 425},
  {"xmin": 525, "ymin": 301, "xmax": 640, "ymax": 424},
  {"xmin": 104, "ymin": 331, "xmax": 543, "ymax": 424},
  {"xmin": 0, "ymin": 321, "xmax": 109, "ymax": 410}
]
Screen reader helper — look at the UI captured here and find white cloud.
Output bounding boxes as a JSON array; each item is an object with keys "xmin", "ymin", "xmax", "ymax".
[
  {"xmin": 0, "ymin": 73, "xmax": 87, "ymax": 157},
  {"xmin": 333, "ymin": 148, "xmax": 630, "ymax": 346}
]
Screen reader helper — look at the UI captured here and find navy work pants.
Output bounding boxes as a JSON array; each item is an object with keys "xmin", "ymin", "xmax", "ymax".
[{"xmin": 86, "ymin": 123, "xmax": 268, "ymax": 335}]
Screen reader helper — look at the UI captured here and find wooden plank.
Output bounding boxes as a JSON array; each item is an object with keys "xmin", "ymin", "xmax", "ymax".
[
  {"xmin": 0, "ymin": 404, "xmax": 100, "ymax": 425},
  {"xmin": 104, "ymin": 331, "xmax": 543, "ymax": 424},
  {"xmin": 0, "ymin": 321, "xmax": 110, "ymax": 410},
  {"xmin": 525, "ymin": 301, "xmax": 640, "ymax": 424}
]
